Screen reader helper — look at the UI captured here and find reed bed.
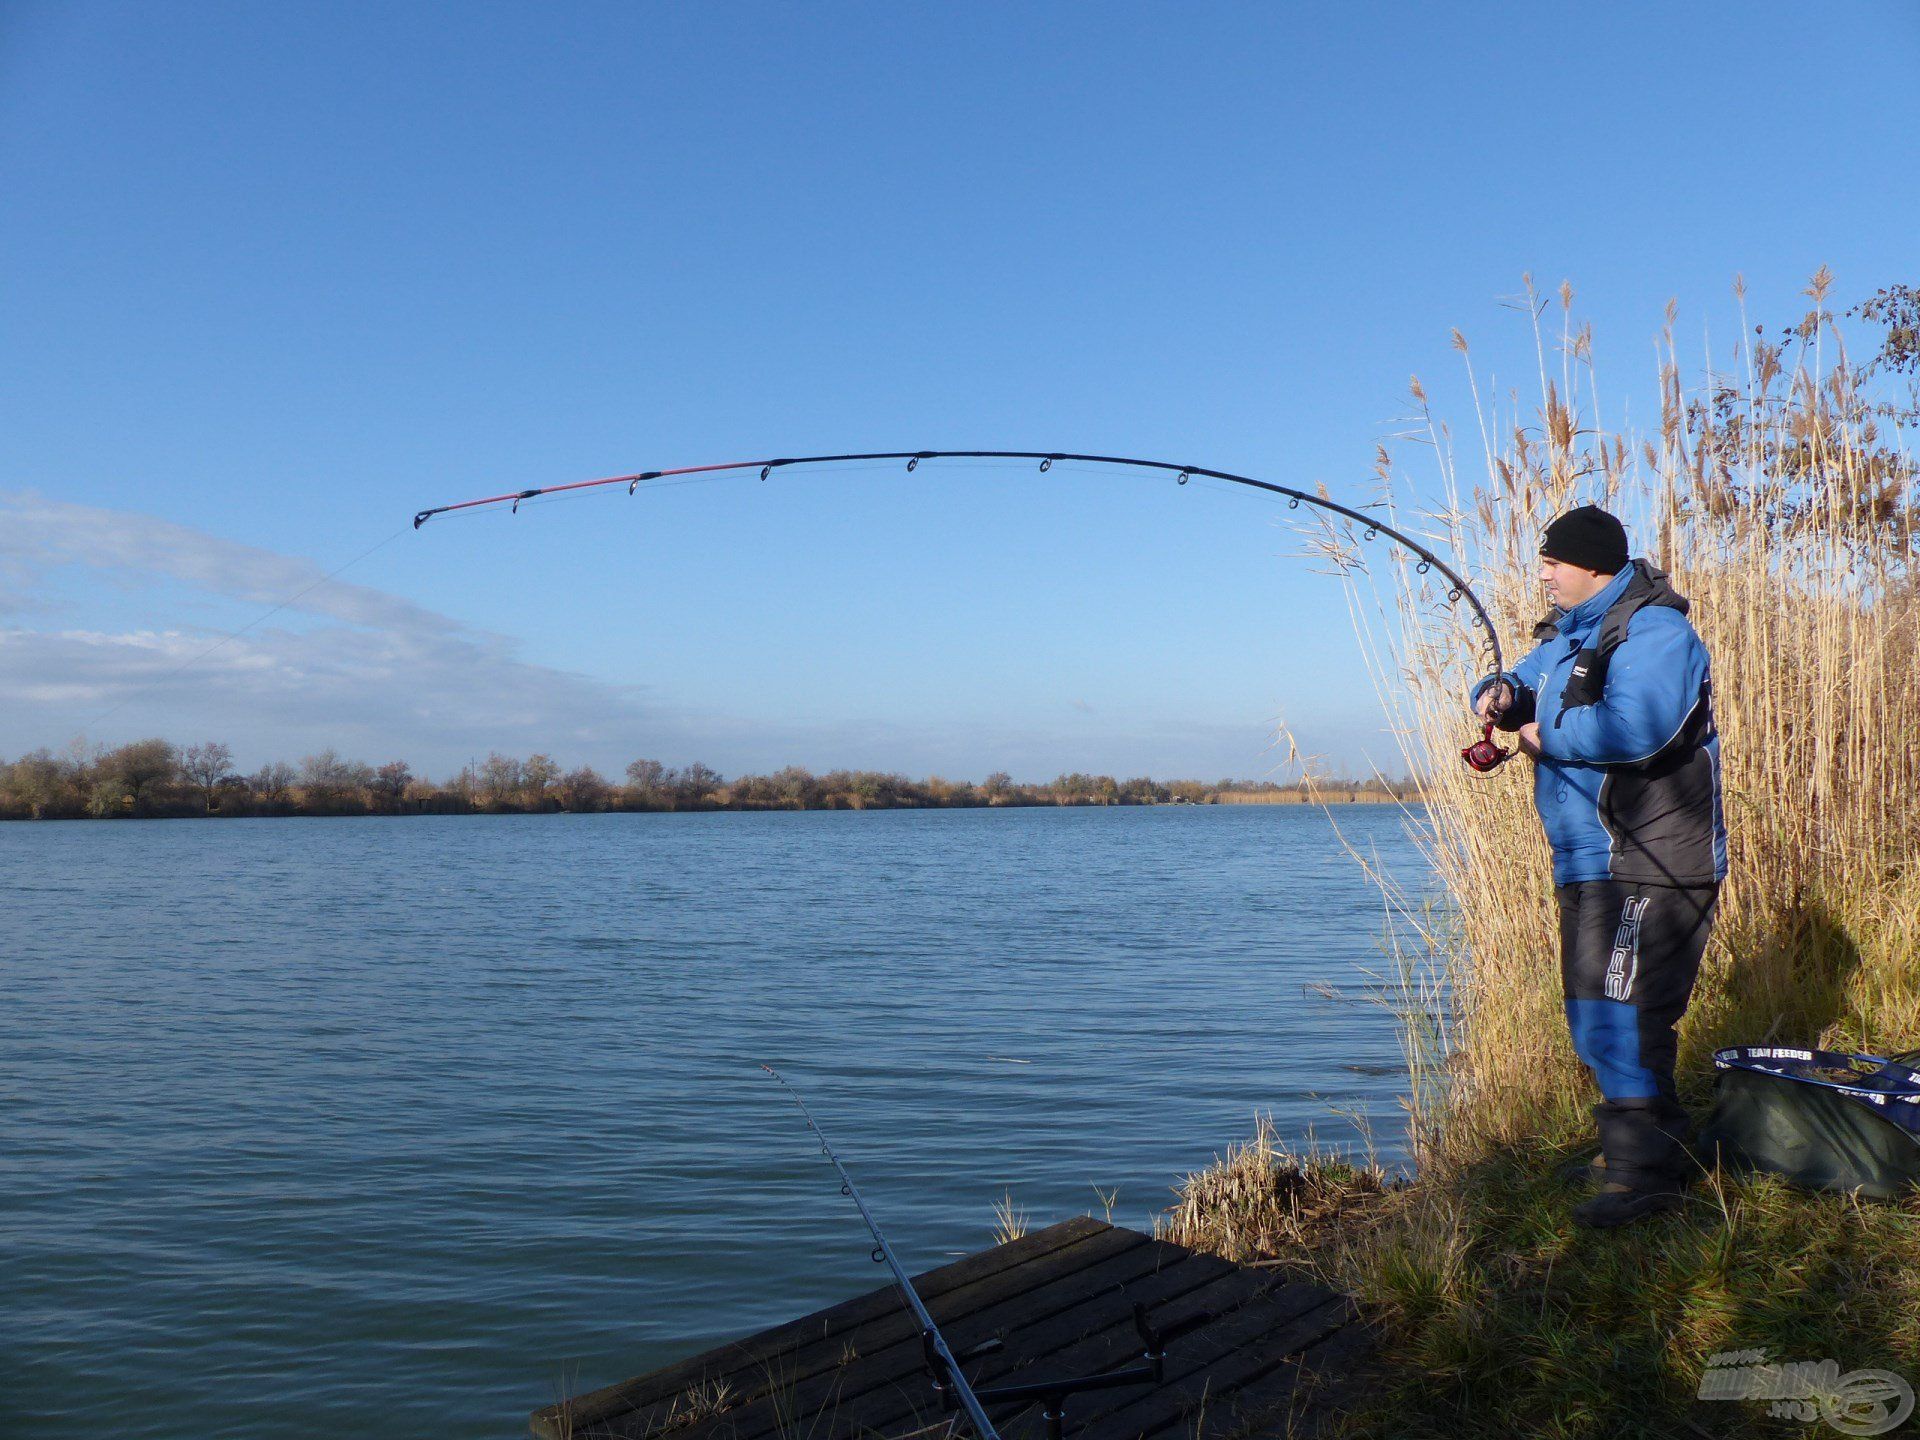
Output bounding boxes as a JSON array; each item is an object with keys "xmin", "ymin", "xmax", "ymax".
[
  {"xmin": 1163, "ymin": 273, "xmax": 1920, "ymax": 1438},
  {"xmin": 1353, "ymin": 269, "xmax": 1920, "ymax": 1169}
]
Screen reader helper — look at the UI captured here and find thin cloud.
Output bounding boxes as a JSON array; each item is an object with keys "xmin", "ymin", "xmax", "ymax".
[
  {"xmin": 0, "ymin": 491, "xmax": 674, "ymax": 769},
  {"xmin": 0, "ymin": 492, "xmax": 1343, "ymax": 780},
  {"xmin": 0, "ymin": 491, "xmax": 459, "ymax": 636}
]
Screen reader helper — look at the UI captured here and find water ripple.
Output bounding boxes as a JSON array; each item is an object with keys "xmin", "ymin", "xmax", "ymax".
[{"xmin": 0, "ymin": 805, "xmax": 1432, "ymax": 1438}]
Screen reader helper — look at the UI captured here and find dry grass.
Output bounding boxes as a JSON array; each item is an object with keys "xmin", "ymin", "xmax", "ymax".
[
  {"xmin": 991, "ymin": 1190, "xmax": 1031, "ymax": 1245},
  {"xmin": 655, "ymin": 1377, "xmax": 736, "ymax": 1433},
  {"xmin": 1168, "ymin": 273, "xmax": 1920, "ymax": 1437},
  {"xmin": 1157, "ymin": 1116, "xmax": 1399, "ymax": 1268}
]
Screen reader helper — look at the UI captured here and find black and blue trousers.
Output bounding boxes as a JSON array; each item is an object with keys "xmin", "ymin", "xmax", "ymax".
[{"xmin": 1557, "ymin": 878, "xmax": 1720, "ymax": 1192}]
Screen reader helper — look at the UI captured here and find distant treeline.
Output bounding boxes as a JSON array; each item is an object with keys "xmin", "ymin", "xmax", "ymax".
[{"xmin": 0, "ymin": 739, "xmax": 1420, "ymax": 820}]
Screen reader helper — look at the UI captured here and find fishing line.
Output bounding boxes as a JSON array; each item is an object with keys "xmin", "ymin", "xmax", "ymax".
[{"xmin": 76, "ymin": 524, "xmax": 412, "ymax": 731}]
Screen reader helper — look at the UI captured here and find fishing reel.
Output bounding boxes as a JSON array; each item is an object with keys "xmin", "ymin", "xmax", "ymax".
[
  {"xmin": 1462, "ymin": 721, "xmax": 1514, "ymax": 772},
  {"xmin": 1461, "ymin": 678, "xmax": 1517, "ymax": 772}
]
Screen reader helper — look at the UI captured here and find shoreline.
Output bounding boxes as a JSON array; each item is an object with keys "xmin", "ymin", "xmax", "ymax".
[{"xmin": 0, "ymin": 794, "xmax": 1420, "ymax": 829}]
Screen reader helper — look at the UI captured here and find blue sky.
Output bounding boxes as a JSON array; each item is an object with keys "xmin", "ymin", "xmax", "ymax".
[{"xmin": 3, "ymin": 2, "xmax": 1915, "ymax": 781}]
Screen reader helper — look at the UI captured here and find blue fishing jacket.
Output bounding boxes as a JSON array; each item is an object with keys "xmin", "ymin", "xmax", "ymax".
[{"xmin": 1470, "ymin": 560, "xmax": 1727, "ymax": 888}]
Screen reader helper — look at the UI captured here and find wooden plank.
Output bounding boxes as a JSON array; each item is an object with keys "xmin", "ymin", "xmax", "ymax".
[
  {"xmin": 821, "ymin": 1259, "xmax": 1290, "ymax": 1440},
  {"xmin": 533, "ymin": 1217, "xmax": 1107, "ymax": 1438},
  {"xmin": 573, "ymin": 1225, "xmax": 1152, "ymax": 1440},
  {"xmin": 981, "ymin": 1264, "xmax": 1287, "ymax": 1419},
  {"xmin": 982, "ymin": 1276, "xmax": 1345, "ymax": 1440},
  {"xmin": 711, "ymin": 1237, "xmax": 1239, "ymax": 1440},
  {"xmin": 1201, "ymin": 1319, "xmax": 1377, "ymax": 1440},
  {"xmin": 632, "ymin": 1227, "xmax": 1171, "ymax": 1440},
  {"xmin": 536, "ymin": 1222, "xmax": 1372, "ymax": 1440},
  {"xmin": 1066, "ymin": 1294, "xmax": 1357, "ymax": 1440},
  {"xmin": 957, "ymin": 1248, "xmax": 1241, "ymax": 1390}
]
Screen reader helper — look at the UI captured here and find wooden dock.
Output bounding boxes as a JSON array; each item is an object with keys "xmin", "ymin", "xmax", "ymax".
[{"xmin": 533, "ymin": 1217, "xmax": 1373, "ymax": 1440}]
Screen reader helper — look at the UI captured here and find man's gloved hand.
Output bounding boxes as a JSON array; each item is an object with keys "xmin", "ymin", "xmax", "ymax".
[
  {"xmin": 1517, "ymin": 722, "xmax": 1544, "ymax": 758},
  {"xmin": 1474, "ymin": 680, "xmax": 1514, "ymax": 723}
]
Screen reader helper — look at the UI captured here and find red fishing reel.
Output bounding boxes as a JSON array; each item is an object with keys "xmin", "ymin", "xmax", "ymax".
[
  {"xmin": 1462, "ymin": 721, "xmax": 1514, "ymax": 772},
  {"xmin": 1462, "ymin": 679, "xmax": 1518, "ymax": 772}
]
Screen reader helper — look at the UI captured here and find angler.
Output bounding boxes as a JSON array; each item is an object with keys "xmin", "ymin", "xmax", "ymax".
[{"xmin": 1471, "ymin": 504, "xmax": 1728, "ymax": 1229}]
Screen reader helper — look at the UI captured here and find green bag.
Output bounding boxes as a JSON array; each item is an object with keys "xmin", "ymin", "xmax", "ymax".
[{"xmin": 1697, "ymin": 1045, "xmax": 1920, "ymax": 1201}]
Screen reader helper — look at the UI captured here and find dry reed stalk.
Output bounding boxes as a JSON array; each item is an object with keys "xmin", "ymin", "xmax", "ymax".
[{"xmin": 1298, "ymin": 272, "xmax": 1920, "ymax": 1179}]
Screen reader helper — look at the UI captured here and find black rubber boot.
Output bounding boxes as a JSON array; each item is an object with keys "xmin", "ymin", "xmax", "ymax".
[
  {"xmin": 1572, "ymin": 1180, "xmax": 1685, "ymax": 1228},
  {"xmin": 1556, "ymin": 1151, "xmax": 1607, "ymax": 1185},
  {"xmin": 1569, "ymin": 1099, "xmax": 1696, "ymax": 1227},
  {"xmin": 1591, "ymin": 1097, "xmax": 1696, "ymax": 1192}
]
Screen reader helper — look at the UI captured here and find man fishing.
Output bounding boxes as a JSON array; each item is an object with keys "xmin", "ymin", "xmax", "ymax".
[{"xmin": 1472, "ymin": 504, "xmax": 1727, "ymax": 1229}]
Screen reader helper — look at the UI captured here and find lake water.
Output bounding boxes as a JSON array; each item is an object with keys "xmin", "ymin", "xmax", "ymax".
[{"xmin": 1, "ymin": 804, "xmax": 1433, "ymax": 1438}]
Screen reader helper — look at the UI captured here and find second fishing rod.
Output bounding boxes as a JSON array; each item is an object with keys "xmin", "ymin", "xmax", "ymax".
[{"xmin": 762, "ymin": 1065, "xmax": 1218, "ymax": 1440}]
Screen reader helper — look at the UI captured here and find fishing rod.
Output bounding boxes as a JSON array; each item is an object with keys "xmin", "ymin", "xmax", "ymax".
[
  {"xmin": 761, "ymin": 1065, "xmax": 1194, "ymax": 1440},
  {"xmin": 762, "ymin": 1063, "xmax": 1003, "ymax": 1440},
  {"xmin": 413, "ymin": 449, "xmax": 1514, "ymax": 770}
]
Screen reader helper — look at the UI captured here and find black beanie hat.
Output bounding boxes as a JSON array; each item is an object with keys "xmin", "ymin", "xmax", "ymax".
[{"xmin": 1540, "ymin": 504, "xmax": 1628, "ymax": 574}]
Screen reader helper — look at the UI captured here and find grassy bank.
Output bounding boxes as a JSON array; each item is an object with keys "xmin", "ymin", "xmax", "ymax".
[{"xmin": 1160, "ymin": 275, "xmax": 1920, "ymax": 1438}]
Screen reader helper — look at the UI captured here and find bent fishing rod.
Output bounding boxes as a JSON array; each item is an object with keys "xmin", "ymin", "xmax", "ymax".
[
  {"xmin": 412, "ymin": 449, "xmax": 1514, "ymax": 770},
  {"xmin": 760, "ymin": 1065, "xmax": 1196, "ymax": 1440}
]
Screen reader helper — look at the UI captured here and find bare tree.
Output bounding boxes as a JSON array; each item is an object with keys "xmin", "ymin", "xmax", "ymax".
[
  {"xmin": 300, "ymin": 749, "xmax": 372, "ymax": 811},
  {"xmin": 3, "ymin": 749, "xmax": 72, "ymax": 819},
  {"xmin": 372, "ymin": 760, "xmax": 413, "ymax": 812},
  {"xmin": 678, "ymin": 762, "xmax": 721, "ymax": 805},
  {"xmin": 522, "ymin": 753, "xmax": 561, "ymax": 806},
  {"xmin": 252, "ymin": 761, "xmax": 295, "ymax": 809},
  {"xmin": 556, "ymin": 765, "xmax": 609, "ymax": 812},
  {"xmin": 181, "ymin": 742, "xmax": 234, "ymax": 812},
  {"xmin": 446, "ymin": 762, "xmax": 475, "ymax": 811},
  {"xmin": 93, "ymin": 739, "xmax": 179, "ymax": 816},
  {"xmin": 771, "ymin": 765, "xmax": 814, "ymax": 807},
  {"xmin": 478, "ymin": 753, "xmax": 522, "ymax": 809}
]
